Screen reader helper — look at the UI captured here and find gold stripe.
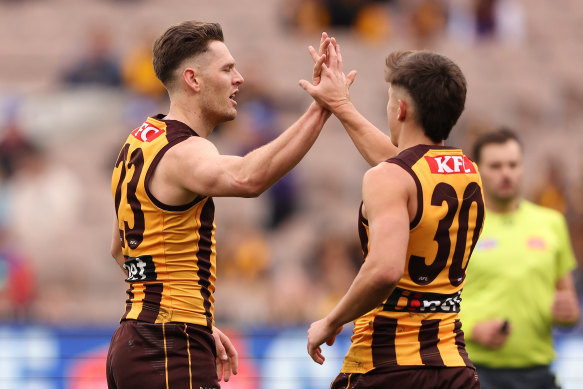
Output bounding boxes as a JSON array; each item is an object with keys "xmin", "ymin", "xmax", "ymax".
[
  {"xmin": 184, "ymin": 323, "xmax": 193, "ymax": 389},
  {"xmin": 163, "ymin": 323, "xmax": 169, "ymax": 389},
  {"xmin": 346, "ymin": 373, "xmax": 352, "ymax": 389}
]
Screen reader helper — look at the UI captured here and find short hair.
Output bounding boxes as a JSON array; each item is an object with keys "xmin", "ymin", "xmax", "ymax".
[
  {"xmin": 152, "ymin": 21, "xmax": 224, "ymax": 88},
  {"xmin": 385, "ymin": 51, "xmax": 467, "ymax": 143},
  {"xmin": 472, "ymin": 127, "xmax": 522, "ymax": 164}
]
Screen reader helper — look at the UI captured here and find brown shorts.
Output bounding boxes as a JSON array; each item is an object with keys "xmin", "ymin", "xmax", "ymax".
[
  {"xmin": 331, "ymin": 366, "xmax": 480, "ymax": 389},
  {"xmin": 106, "ymin": 320, "xmax": 219, "ymax": 389}
]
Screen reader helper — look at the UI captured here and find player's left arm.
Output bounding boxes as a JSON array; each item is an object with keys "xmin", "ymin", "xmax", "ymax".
[
  {"xmin": 307, "ymin": 163, "xmax": 411, "ymax": 364},
  {"xmin": 552, "ymin": 272, "xmax": 580, "ymax": 326},
  {"xmin": 110, "ymin": 215, "xmax": 128, "ymax": 277}
]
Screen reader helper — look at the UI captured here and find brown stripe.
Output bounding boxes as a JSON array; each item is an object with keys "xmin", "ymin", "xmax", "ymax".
[
  {"xmin": 121, "ymin": 284, "xmax": 135, "ymax": 321},
  {"xmin": 419, "ymin": 319, "xmax": 445, "ymax": 366},
  {"xmin": 197, "ymin": 198, "xmax": 215, "ymax": 329},
  {"xmin": 136, "ymin": 283, "xmax": 163, "ymax": 322},
  {"xmin": 454, "ymin": 319, "xmax": 474, "ymax": 368},
  {"xmin": 387, "ymin": 157, "xmax": 423, "ymax": 229},
  {"xmin": 144, "ymin": 137, "xmax": 204, "ymax": 212},
  {"xmin": 357, "ymin": 202, "xmax": 369, "ymax": 260},
  {"xmin": 371, "ymin": 316, "xmax": 398, "ymax": 368}
]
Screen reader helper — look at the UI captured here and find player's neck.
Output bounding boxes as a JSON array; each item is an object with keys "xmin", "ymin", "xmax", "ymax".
[
  {"xmin": 165, "ymin": 97, "xmax": 215, "ymax": 138},
  {"xmin": 397, "ymin": 124, "xmax": 443, "ymax": 151}
]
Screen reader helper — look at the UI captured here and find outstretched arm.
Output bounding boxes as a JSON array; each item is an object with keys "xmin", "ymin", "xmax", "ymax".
[
  {"xmin": 165, "ymin": 101, "xmax": 329, "ymax": 198},
  {"xmin": 301, "ymin": 37, "xmax": 397, "ymax": 166}
]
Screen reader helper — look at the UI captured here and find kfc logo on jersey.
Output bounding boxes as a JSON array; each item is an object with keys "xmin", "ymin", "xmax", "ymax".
[
  {"xmin": 131, "ymin": 122, "xmax": 165, "ymax": 142},
  {"xmin": 425, "ymin": 155, "xmax": 476, "ymax": 174}
]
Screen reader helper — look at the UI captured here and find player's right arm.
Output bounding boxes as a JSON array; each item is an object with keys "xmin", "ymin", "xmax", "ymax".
[
  {"xmin": 307, "ymin": 163, "xmax": 410, "ymax": 364},
  {"xmin": 162, "ymin": 102, "xmax": 329, "ymax": 198},
  {"xmin": 300, "ymin": 37, "xmax": 397, "ymax": 166}
]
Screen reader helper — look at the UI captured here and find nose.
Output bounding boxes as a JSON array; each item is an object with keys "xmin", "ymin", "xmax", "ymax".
[{"xmin": 233, "ymin": 68, "xmax": 244, "ymax": 85}]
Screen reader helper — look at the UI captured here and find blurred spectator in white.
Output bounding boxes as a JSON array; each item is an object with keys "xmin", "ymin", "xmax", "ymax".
[
  {"xmin": 447, "ymin": 0, "xmax": 524, "ymax": 45},
  {"xmin": 8, "ymin": 142, "xmax": 82, "ymax": 276},
  {"xmin": 61, "ymin": 25, "xmax": 122, "ymax": 87}
]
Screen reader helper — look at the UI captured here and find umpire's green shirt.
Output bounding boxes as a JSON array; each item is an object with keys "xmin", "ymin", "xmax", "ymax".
[{"xmin": 460, "ymin": 200, "xmax": 577, "ymax": 368}]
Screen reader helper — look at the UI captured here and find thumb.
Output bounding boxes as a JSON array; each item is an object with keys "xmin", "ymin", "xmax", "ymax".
[
  {"xmin": 346, "ymin": 70, "xmax": 357, "ymax": 87},
  {"xmin": 299, "ymin": 79, "xmax": 316, "ymax": 95}
]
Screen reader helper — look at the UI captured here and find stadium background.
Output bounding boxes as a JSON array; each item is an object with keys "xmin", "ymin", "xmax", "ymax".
[{"xmin": 0, "ymin": 0, "xmax": 582, "ymax": 387}]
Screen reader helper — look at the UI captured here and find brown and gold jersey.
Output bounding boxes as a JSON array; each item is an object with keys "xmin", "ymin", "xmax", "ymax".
[
  {"xmin": 343, "ymin": 145, "xmax": 485, "ymax": 373},
  {"xmin": 111, "ymin": 115, "xmax": 216, "ymax": 329}
]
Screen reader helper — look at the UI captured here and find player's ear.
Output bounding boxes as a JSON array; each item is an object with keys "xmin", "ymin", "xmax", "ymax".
[
  {"xmin": 183, "ymin": 67, "xmax": 201, "ymax": 92},
  {"xmin": 397, "ymin": 99, "xmax": 407, "ymax": 121}
]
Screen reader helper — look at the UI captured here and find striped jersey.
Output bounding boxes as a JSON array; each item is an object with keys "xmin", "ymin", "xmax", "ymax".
[
  {"xmin": 111, "ymin": 115, "xmax": 216, "ymax": 329},
  {"xmin": 342, "ymin": 145, "xmax": 485, "ymax": 373}
]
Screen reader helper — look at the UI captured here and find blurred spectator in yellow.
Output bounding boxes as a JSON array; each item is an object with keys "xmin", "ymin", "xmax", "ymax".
[
  {"xmin": 61, "ymin": 25, "xmax": 122, "ymax": 87},
  {"xmin": 310, "ymin": 233, "xmax": 360, "ymax": 318},
  {"xmin": 121, "ymin": 32, "xmax": 166, "ymax": 99},
  {"xmin": 533, "ymin": 158, "xmax": 568, "ymax": 215},
  {"xmin": 353, "ymin": 2, "xmax": 393, "ymax": 43},
  {"xmin": 408, "ymin": 0, "xmax": 448, "ymax": 46}
]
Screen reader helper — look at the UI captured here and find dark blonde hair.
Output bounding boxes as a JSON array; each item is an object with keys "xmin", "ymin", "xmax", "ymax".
[
  {"xmin": 385, "ymin": 51, "xmax": 467, "ymax": 142},
  {"xmin": 153, "ymin": 21, "xmax": 224, "ymax": 87}
]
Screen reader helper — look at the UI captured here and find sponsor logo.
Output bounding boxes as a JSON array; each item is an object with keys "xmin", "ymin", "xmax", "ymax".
[
  {"xmin": 425, "ymin": 155, "xmax": 476, "ymax": 174},
  {"xmin": 476, "ymin": 238, "xmax": 498, "ymax": 251},
  {"xmin": 384, "ymin": 288, "xmax": 462, "ymax": 313},
  {"xmin": 124, "ymin": 255, "xmax": 157, "ymax": 282},
  {"xmin": 527, "ymin": 236, "xmax": 547, "ymax": 250},
  {"xmin": 131, "ymin": 122, "xmax": 165, "ymax": 142}
]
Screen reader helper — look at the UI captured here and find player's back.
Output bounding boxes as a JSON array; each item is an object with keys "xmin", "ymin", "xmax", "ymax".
[{"xmin": 342, "ymin": 144, "xmax": 485, "ymax": 374}]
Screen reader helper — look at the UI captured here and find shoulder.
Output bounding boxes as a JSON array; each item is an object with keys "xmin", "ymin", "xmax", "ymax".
[
  {"xmin": 165, "ymin": 135, "xmax": 218, "ymax": 160},
  {"xmin": 521, "ymin": 200, "xmax": 565, "ymax": 220},
  {"xmin": 363, "ymin": 161, "xmax": 415, "ymax": 195}
]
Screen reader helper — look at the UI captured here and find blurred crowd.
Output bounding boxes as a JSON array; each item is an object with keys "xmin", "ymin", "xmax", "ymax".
[{"xmin": 0, "ymin": 0, "xmax": 582, "ymax": 329}]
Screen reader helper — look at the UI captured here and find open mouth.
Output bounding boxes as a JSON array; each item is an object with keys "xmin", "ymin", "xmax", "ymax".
[{"xmin": 229, "ymin": 90, "xmax": 238, "ymax": 104}]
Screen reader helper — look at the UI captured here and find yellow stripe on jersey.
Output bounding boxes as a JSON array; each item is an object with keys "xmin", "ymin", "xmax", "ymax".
[
  {"xmin": 112, "ymin": 116, "xmax": 217, "ymax": 328},
  {"xmin": 342, "ymin": 145, "xmax": 485, "ymax": 374}
]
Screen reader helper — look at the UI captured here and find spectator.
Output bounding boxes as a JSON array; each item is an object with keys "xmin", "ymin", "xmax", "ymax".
[
  {"xmin": 61, "ymin": 25, "xmax": 122, "ymax": 87},
  {"xmin": 461, "ymin": 128, "xmax": 580, "ymax": 389}
]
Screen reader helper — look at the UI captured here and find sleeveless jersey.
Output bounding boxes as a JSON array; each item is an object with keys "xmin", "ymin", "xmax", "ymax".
[
  {"xmin": 342, "ymin": 144, "xmax": 485, "ymax": 373},
  {"xmin": 111, "ymin": 115, "xmax": 216, "ymax": 329}
]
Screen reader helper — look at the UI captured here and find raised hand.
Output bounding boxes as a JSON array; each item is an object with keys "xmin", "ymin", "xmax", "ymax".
[
  {"xmin": 300, "ymin": 36, "xmax": 357, "ymax": 113},
  {"xmin": 309, "ymin": 32, "xmax": 331, "ymax": 86}
]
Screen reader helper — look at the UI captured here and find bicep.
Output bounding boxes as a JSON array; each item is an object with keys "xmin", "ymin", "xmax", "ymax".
[
  {"xmin": 362, "ymin": 166, "xmax": 411, "ymax": 273},
  {"xmin": 169, "ymin": 139, "xmax": 252, "ymax": 197}
]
